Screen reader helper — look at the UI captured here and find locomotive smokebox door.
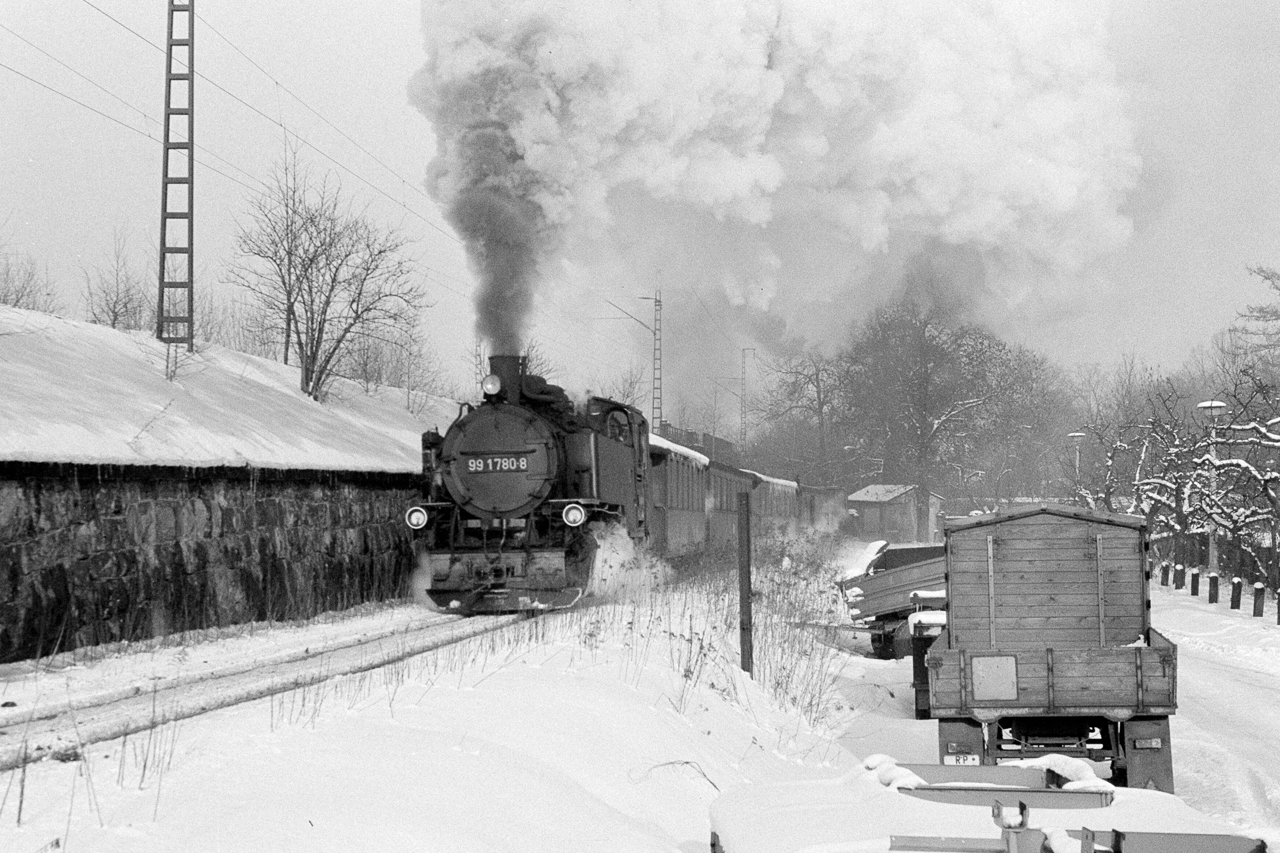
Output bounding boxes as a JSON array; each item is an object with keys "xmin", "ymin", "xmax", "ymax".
[{"xmin": 440, "ymin": 403, "xmax": 562, "ymax": 520}]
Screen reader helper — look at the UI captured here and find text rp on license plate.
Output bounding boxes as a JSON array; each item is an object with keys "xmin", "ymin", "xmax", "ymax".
[{"xmin": 943, "ymin": 754, "xmax": 980, "ymax": 766}]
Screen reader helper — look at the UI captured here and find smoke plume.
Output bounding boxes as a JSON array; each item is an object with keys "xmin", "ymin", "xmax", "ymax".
[{"xmin": 410, "ymin": 0, "xmax": 1139, "ymax": 376}]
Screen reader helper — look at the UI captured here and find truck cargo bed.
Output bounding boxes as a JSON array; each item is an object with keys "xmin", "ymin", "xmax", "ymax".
[{"xmin": 927, "ymin": 628, "xmax": 1177, "ymax": 720}]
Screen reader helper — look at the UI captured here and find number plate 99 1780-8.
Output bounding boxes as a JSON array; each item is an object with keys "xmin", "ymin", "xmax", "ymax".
[{"xmin": 466, "ymin": 456, "xmax": 528, "ymax": 473}]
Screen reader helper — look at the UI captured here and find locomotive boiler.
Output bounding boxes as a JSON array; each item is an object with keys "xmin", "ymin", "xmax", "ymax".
[{"xmin": 404, "ymin": 355, "xmax": 651, "ymax": 612}]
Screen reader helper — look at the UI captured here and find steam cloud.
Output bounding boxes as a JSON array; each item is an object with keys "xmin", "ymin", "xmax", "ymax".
[{"xmin": 410, "ymin": 0, "xmax": 1139, "ymax": 364}]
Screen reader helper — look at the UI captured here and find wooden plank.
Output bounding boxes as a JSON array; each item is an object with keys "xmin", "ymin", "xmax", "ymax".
[
  {"xmin": 987, "ymin": 536, "xmax": 996, "ymax": 647},
  {"xmin": 954, "ymin": 592, "xmax": 1124, "ymax": 606},
  {"xmin": 988, "ymin": 616, "xmax": 1106, "ymax": 629},
  {"xmin": 897, "ymin": 765, "xmax": 1049, "ymax": 787},
  {"xmin": 984, "ymin": 524, "xmax": 1139, "ymax": 538},
  {"xmin": 951, "ymin": 604, "xmax": 1140, "ymax": 619},
  {"xmin": 951, "ymin": 579, "xmax": 1143, "ymax": 596},
  {"xmin": 902, "ymin": 787, "xmax": 1114, "ymax": 809},
  {"xmin": 1096, "ymin": 533, "xmax": 1106, "ymax": 645},
  {"xmin": 951, "ymin": 538, "xmax": 1139, "ymax": 552}
]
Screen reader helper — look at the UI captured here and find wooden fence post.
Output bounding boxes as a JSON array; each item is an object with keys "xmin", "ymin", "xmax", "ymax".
[
  {"xmin": 1189, "ymin": 568, "xmax": 1200, "ymax": 597},
  {"xmin": 737, "ymin": 492, "xmax": 753, "ymax": 676},
  {"xmin": 1230, "ymin": 577, "xmax": 1243, "ymax": 610},
  {"xmin": 1208, "ymin": 573, "xmax": 1219, "ymax": 604},
  {"xmin": 1253, "ymin": 582, "xmax": 1265, "ymax": 618},
  {"xmin": 1173, "ymin": 564, "xmax": 1185, "ymax": 590}
]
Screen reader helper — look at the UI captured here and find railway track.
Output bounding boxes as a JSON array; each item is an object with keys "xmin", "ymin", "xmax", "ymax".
[{"xmin": 0, "ymin": 612, "xmax": 525, "ymax": 772}]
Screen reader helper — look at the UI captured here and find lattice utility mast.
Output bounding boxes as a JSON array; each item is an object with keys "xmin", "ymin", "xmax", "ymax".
[
  {"xmin": 473, "ymin": 335, "xmax": 485, "ymax": 388},
  {"xmin": 740, "ymin": 347, "xmax": 755, "ymax": 448},
  {"xmin": 644, "ymin": 290, "xmax": 662, "ymax": 427},
  {"xmin": 156, "ymin": 0, "xmax": 195, "ymax": 371}
]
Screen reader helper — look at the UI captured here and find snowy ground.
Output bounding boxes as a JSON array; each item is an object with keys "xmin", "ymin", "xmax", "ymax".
[
  {"xmin": 0, "ymin": 305, "xmax": 458, "ymax": 470},
  {"xmin": 0, "ymin": 554, "xmax": 1277, "ymax": 852}
]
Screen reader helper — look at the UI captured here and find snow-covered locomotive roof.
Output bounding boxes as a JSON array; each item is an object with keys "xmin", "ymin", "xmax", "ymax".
[{"xmin": 648, "ymin": 432, "xmax": 709, "ymax": 468}]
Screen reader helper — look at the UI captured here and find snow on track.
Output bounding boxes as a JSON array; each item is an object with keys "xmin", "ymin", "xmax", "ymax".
[{"xmin": 0, "ymin": 607, "xmax": 522, "ymax": 771}]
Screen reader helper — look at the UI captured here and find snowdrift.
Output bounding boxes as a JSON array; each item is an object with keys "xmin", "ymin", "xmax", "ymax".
[{"xmin": 0, "ymin": 306, "xmax": 459, "ymax": 472}]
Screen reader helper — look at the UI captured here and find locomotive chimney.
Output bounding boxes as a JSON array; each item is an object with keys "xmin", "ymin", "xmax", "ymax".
[{"xmin": 486, "ymin": 355, "xmax": 526, "ymax": 404}]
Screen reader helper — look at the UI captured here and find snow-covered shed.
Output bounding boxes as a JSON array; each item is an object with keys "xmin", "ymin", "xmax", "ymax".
[{"xmin": 846, "ymin": 484, "xmax": 944, "ymax": 543}]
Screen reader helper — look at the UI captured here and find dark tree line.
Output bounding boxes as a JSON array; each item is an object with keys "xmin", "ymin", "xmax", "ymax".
[
  {"xmin": 749, "ymin": 297, "xmax": 1067, "ymax": 525},
  {"xmin": 748, "ymin": 272, "xmax": 1280, "ymax": 588}
]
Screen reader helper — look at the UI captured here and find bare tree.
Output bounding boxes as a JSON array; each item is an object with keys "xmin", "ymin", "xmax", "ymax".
[
  {"xmin": 1, "ymin": 246, "xmax": 61, "ymax": 313},
  {"xmin": 1235, "ymin": 265, "xmax": 1280, "ymax": 350},
  {"xmin": 199, "ymin": 289, "xmax": 279, "ymax": 358},
  {"xmin": 338, "ymin": 323, "xmax": 449, "ymax": 413},
  {"xmin": 592, "ymin": 360, "xmax": 648, "ymax": 408},
  {"xmin": 82, "ymin": 230, "xmax": 150, "ymax": 330},
  {"xmin": 520, "ymin": 339, "xmax": 558, "ymax": 379},
  {"xmin": 226, "ymin": 152, "xmax": 424, "ymax": 400},
  {"xmin": 756, "ymin": 350, "xmax": 845, "ymax": 486}
]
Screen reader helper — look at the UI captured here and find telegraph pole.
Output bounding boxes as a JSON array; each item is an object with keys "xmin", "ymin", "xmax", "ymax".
[{"xmin": 156, "ymin": 0, "xmax": 196, "ymax": 377}]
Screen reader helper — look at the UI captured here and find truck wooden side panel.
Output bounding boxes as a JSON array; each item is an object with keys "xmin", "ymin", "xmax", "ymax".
[
  {"xmin": 946, "ymin": 514, "xmax": 1147, "ymax": 651},
  {"xmin": 842, "ymin": 556, "xmax": 946, "ymax": 623},
  {"xmin": 928, "ymin": 628, "xmax": 1177, "ymax": 719}
]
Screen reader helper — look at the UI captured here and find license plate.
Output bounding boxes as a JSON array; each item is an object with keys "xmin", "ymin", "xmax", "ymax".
[
  {"xmin": 943, "ymin": 754, "xmax": 980, "ymax": 766},
  {"xmin": 466, "ymin": 455, "xmax": 528, "ymax": 473}
]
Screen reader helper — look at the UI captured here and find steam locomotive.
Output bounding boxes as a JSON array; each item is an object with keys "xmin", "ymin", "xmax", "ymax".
[
  {"xmin": 404, "ymin": 355, "xmax": 652, "ymax": 612},
  {"xmin": 404, "ymin": 356, "xmax": 845, "ymax": 613}
]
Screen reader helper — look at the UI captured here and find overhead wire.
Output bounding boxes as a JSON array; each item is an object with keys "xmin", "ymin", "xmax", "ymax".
[
  {"xmin": 0, "ymin": 60, "xmax": 257, "ymax": 195},
  {"xmin": 194, "ymin": 13, "xmax": 443, "ymax": 219},
  {"xmin": 63, "ymin": 1, "xmax": 634, "ymax": 378},
  {"xmin": 0, "ymin": 21, "xmax": 152, "ymax": 127},
  {"xmin": 74, "ymin": 0, "xmax": 463, "ymax": 248},
  {"xmin": 76, "ymin": 0, "xmax": 618, "ymax": 343},
  {"xmin": 0, "ymin": 24, "xmax": 264, "ymax": 190}
]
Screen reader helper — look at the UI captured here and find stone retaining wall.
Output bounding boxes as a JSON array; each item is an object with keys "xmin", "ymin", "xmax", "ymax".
[{"xmin": 0, "ymin": 462, "xmax": 419, "ymax": 663}]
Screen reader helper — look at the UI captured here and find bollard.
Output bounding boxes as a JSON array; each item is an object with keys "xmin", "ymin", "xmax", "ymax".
[
  {"xmin": 1254, "ymin": 582, "xmax": 1266, "ymax": 618},
  {"xmin": 1208, "ymin": 573, "xmax": 1219, "ymax": 604},
  {"xmin": 1173, "ymin": 564, "xmax": 1185, "ymax": 590},
  {"xmin": 1160, "ymin": 561, "xmax": 1170, "ymax": 586},
  {"xmin": 1230, "ymin": 577, "xmax": 1243, "ymax": 610},
  {"xmin": 1190, "ymin": 568, "xmax": 1200, "ymax": 597}
]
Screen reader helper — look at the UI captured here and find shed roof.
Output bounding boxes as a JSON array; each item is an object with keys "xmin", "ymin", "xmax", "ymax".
[
  {"xmin": 846, "ymin": 484, "xmax": 944, "ymax": 503},
  {"xmin": 944, "ymin": 503, "xmax": 1146, "ymax": 532}
]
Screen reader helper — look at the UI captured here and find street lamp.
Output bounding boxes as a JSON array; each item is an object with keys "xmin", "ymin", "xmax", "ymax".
[
  {"xmin": 1197, "ymin": 400, "xmax": 1228, "ymax": 574},
  {"xmin": 1067, "ymin": 432, "xmax": 1086, "ymax": 484}
]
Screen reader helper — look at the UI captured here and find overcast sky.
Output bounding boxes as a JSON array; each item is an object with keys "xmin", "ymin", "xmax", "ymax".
[{"xmin": 3, "ymin": 1, "xmax": 1279, "ymax": 408}]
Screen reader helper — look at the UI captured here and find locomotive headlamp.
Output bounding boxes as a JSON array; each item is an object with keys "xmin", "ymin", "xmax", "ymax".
[
  {"xmin": 405, "ymin": 506, "xmax": 430, "ymax": 529},
  {"xmin": 480, "ymin": 374, "xmax": 502, "ymax": 395},
  {"xmin": 561, "ymin": 503, "xmax": 587, "ymax": 527}
]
